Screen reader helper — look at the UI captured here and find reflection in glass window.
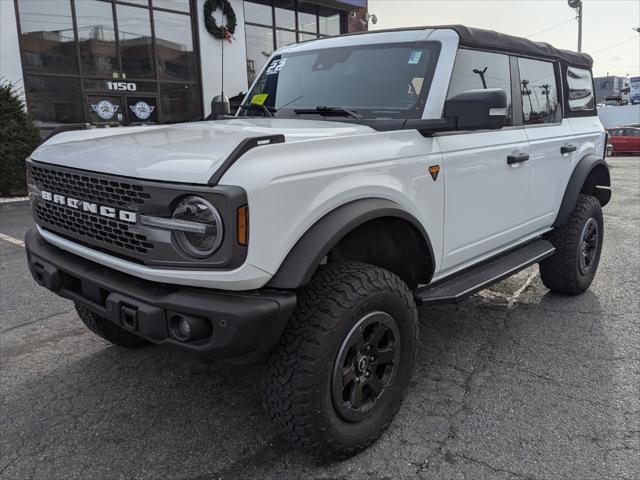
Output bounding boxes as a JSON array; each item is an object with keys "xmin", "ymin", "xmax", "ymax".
[
  {"xmin": 245, "ymin": 24, "xmax": 274, "ymax": 85},
  {"xmin": 297, "ymin": 2, "xmax": 317, "ymax": 33},
  {"xmin": 117, "ymin": 5, "xmax": 155, "ymax": 79},
  {"xmin": 275, "ymin": 1, "xmax": 295, "ymax": 29},
  {"xmin": 275, "ymin": 29, "xmax": 296, "ymax": 49},
  {"xmin": 518, "ymin": 58, "xmax": 560, "ymax": 124},
  {"xmin": 17, "ymin": 0, "xmax": 78, "ymax": 75},
  {"xmin": 567, "ymin": 66, "xmax": 594, "ymax": 111},
  {"xmin": 75, "ymin": 0, "xmax": 117, "ymax": 77},
  {"xmin": 298, "ymin": 32, "xmax": 318, "ymax": 42},
  {"xmin": 160, "ymin": 83, "xmax": 198, "ymax": 123},
  {"xmin": 447, "ymin": 49, "xmax": 512, "ymax": 125},
  {"xmin": 244, "ymin": 1, "xmax": 273, "ymax": 25},
  {"xmin": 153, "ymin": 0, "xmax": 190, "ymax": 12},
  {"xmin": 318, "ymin": 9, "xmax": 340, "ymax": 36},
  {"xmin": 154, "ymin": 10, "xmax": 196, "ymax": 81},
  {"xmin": 24, "ymin": 75, "xmax": 82, "ymax": 124}
]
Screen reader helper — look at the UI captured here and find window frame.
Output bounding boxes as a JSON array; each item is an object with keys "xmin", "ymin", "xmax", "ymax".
[{"xmin": 560, "ymin": 63, "xmax": 597, "ymax": 118}]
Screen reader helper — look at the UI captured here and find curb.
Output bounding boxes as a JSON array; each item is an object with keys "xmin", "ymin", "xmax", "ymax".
[{"xmin": 0, "ymin": 198, "xmax": 30, "ymax": 208}]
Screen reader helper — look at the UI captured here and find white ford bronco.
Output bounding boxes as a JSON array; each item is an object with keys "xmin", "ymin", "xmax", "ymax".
[{"xmin": 25, "ymin": 25, "xmax": 610, "ymax": 458}]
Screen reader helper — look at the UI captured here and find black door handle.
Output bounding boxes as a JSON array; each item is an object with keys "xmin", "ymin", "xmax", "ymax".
[
  {"xmin": 507, "ymin": 153, "xmax": 530, "ymax": 165},
  {"xmin": 561, "ymin": 144, "xmax": 577, "ymax": 154}
]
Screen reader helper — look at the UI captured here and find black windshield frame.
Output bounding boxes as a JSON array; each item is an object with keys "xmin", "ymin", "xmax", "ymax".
[{"xmin": 240, "ymin": 41, "xmax": 442, "ymax": 120}]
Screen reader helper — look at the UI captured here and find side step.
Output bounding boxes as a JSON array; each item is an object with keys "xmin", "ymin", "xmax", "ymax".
[{"xmin": 414, "ymin": 239, "xmax": 555, "ymax": 306}]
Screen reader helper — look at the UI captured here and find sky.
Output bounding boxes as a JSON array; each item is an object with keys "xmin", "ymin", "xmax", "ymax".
[{"xmin": 369, "ymin": 0, "xmax": 640, "ymax": 78}]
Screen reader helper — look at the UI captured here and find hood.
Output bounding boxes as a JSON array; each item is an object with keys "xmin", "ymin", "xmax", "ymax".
[{"xmin": 30, "ymin": 118, "xmax": 374, "ymax": 184}]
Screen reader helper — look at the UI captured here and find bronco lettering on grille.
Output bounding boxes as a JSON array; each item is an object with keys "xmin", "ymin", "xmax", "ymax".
[{"xmin": 40, "ymin": 190, "xmax": 137, "ymax": 223}]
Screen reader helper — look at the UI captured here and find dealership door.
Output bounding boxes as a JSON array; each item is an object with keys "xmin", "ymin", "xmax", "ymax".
[{"xmin": 86, "ymin": 95, "xmax": 159, "ymax": 126}]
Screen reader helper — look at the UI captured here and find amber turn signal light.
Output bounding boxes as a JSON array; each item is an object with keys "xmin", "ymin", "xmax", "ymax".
[{"xmin": 237, "ymin": 206, "xmax": 248, "ymax": 246}]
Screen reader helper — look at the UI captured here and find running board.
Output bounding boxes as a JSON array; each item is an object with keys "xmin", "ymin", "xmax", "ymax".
[{"xmin": 414, "ymin": 239, "xmax": 555, "ymax": 306}]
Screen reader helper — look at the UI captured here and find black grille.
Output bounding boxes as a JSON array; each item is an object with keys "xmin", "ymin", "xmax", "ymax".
[
  {"xmin": 31, "ymin": 165, "xmax": 150, "ymax": 209},
  {"xmin": 35, "ymin": 202, "xmax": 154, "ymax": 254}
]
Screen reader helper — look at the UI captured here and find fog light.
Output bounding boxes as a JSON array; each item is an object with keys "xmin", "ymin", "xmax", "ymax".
[
  {"xmin": 169, "ymin": 314, "xmax": 212, "ymax": 343},
  {"xmin": 177, "ymin": 317, "xmax": 191, "ymax": 339}
]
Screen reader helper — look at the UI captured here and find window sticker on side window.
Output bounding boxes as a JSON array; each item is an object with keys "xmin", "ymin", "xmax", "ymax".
[
  {"xmin": 266, "ymin": 59, "xmax": 287, "ymax": 75},
  {"xmin": 408, "ymin": 51, "xmax": 422, "ymax": 64}
]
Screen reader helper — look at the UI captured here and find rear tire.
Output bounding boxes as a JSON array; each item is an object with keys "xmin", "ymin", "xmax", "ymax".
[
  {"xmin": 76, "ymin": 305, "xmax": 151, "ymax": 349},
  {"xmin": 540, "ymin": 194, "xmax": 603, "ymax": 294},
  {"xmin": 264, "ymin": 262, "xmax": 418, "ymax": 459}
]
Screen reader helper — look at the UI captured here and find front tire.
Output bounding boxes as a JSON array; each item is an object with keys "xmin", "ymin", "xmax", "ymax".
[
  {"xmin": 540, "ymin": 194, "xmax": 604, "ymax": 294},
  {"xmin": 264, "ymin": 262, "xmax": 418, "ymax": 459}
]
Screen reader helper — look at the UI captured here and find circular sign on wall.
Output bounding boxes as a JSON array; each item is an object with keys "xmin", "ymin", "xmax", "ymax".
[
  {"xmin": 91, "ymin": 100, "xmax": 119, "ymax": 120},
  {"xmin": 129, "ymin": 101, "xmax": 155, "ymax": 121}
]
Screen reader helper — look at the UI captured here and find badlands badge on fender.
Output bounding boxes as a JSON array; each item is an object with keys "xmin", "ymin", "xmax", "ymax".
[{"xmin": 428, "ymin": 165, "xmax": 440, "ymax": 181}]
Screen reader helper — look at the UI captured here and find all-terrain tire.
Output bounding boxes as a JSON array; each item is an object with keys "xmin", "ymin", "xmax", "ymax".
[
  {"xmin": 76, "ymin": 305, "xmax": 151, "ymax": 349},
  {"xmin": 264, "ymin": 262, "xmax": 419, "ymax": 459},
  {"xmin": 540, "ymin": 194, "xmax": 604, "ymax": 295}
]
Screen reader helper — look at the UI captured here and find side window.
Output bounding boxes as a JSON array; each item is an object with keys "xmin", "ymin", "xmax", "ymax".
[
  {"xmin": 447, "ymin": 49, "xmax": 512, "ymax": 125},
  {"xmin": 566, "ymin": 67, "xmax": 595, "ymax": 111},
  {"xmin": 518, "ymin": 58, "xmax": 561, "ymax": 125}
]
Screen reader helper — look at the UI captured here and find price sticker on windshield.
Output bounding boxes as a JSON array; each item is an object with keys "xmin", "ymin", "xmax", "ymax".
[
  {"xmin": 251, "ymin": 94, "xmax": 269, "ymax": 106},
  {"xmin": 266, "ymin": 59, "xmax": 287, "ymax": 75},
  {"xmin": 408, "ymin": 51, "xmax": 422, "ymax": 64}
]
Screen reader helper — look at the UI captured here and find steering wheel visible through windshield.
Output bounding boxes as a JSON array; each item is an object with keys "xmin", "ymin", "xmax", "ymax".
[{"xmin": 240, "ymin": 41, "xmax": 441, "ymax": 120}]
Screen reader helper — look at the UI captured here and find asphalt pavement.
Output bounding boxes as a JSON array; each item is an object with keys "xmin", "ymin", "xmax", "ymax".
[{"xmin": 1, "ymin": 157, "xmax": 638, "ymax": 480}]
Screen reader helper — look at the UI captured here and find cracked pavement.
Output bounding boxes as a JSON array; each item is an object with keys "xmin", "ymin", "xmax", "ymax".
[{"xmin": 1, "ymin": 157, "xmax": 638, "ymax": 480}]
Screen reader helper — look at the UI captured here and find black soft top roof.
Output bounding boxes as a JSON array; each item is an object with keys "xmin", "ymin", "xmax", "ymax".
[
  {"xmin": 444, "ymin": 25, "xmax": 592, "ymax": 68},
  {"xmin": 348, "ymin": 24, "xmax": 593, "ymax": 69}
]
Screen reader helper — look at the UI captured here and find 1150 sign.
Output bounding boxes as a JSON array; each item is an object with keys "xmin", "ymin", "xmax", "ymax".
[{"xmin": 106, "ymin": 81, "xmax": 137, "ymax": 91}]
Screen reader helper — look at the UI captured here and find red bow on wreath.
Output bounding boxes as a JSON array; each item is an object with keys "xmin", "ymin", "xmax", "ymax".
[{"xmin": 223, "ymin": 27, "xmax": 234, "ymax": 44}]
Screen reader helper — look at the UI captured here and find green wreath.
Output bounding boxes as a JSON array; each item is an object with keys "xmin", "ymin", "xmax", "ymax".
[{"xmin": 204, "ymin": 0, "xmax": 237, "ymax": 40}]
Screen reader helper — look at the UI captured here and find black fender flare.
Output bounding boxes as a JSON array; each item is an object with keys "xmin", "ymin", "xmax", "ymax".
[
  {"xmin": 553, "ymin": 154, "xmax": 611, "ymax": 227},
  {"xmin": 267, "ymin": 198, "xmax": 435, "ymax": 289}
]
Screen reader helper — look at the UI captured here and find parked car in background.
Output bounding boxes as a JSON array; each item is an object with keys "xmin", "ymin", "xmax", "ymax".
[{"xmin": 607, "ymin": 127, "xmax": 640, "ymax": 154}]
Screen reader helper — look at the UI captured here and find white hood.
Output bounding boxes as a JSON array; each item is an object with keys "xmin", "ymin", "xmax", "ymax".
[{"xmin": 30, "ymin": 118, "xmax": 374, "ymax": 184}]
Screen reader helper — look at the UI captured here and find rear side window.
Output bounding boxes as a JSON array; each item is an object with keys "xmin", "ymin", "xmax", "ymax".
[
  {"xmin": 518, "ymin": 58, "xmax": 561, "ymax": 125},
  {"xmin": 566, "ymin": 67, "xmax": 595, "ymax": 111},
  {"xmin": 447, "ymin": 49, "xmax": 512, "ymax": 125}
]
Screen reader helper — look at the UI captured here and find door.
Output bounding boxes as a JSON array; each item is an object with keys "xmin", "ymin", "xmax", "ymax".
[
  {"xmin": 518, "ymin": 57, "xmax": 577, "ymax": 231},
  {"xmin": 439, "ymin": 49, "xmax": 532, "ymax": 272}
]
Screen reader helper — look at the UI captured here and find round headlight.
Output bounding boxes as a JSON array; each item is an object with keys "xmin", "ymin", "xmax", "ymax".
[{"xmin": 172, "ymin": 196, "xmax": 223, "ymax": 258}]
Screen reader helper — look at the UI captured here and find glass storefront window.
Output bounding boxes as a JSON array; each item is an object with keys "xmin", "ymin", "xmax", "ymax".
[
  {"xmin": 160, "ymin": 83, "xmax": 198, "ymax": 123},
  {"xmin": 154, "ymin": 10, "xmax": 197, "ymax": 81},
  {"xmin": 152, "ymin": 0, "xmax": 190, "ymax": 12},
  {"xmin": 24, "ymin": 75, "xmax": 82, "ymax": 124},
  {"xmin": 318, "ymin": 10, "xmax": 340, "ymax": 36},
  {"xmin": 117, "ymin": 4, "xmax": 155, "ymax": 79},
  {"xmin": 75, "ymin": 0, "xmax": 118, "ymax": 78},
  {"xmin": 297, "ymin": 2, "xmax": 317, "ymax": 33},
  {"xmin": 298, "ymin": 32, "xmax": 317, "ymax": 42},
  {"xmin": 274, "ymin": 1, "xmax": 295, "ymax": 30},
  {"xmin": 17, "ymin": 0, "xmax": 78, "ymax": 75},
  {"xmin": 244, "ymin": 0, "xmax": 273, "ymax": 25},
  {"xmin": 275, "ymin": 29, "xmax": 296, "ymax": 49},
  {"xmin": 245, "ymin": 24, "xmax": 274, "ymax": 85}
]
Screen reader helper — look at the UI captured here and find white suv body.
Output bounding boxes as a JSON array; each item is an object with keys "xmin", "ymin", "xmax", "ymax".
[{"xmin": 25, "ymin": 25, "xmax": 610, "ymax": 458}]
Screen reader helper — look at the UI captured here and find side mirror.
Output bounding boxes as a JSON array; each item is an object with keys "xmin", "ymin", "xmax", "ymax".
[
  {"xmin": 209, "ymin": 94, "xmax": 230, "ymax": 120},
  {"xmin": 444, "ymin": 88, "xmax": 508, "ymax": 130}
]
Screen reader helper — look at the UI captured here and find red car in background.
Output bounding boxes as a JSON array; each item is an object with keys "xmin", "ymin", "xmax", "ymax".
[{"xmin": 607, "ymin": 127, "xmax": 640, "ymax": 154}]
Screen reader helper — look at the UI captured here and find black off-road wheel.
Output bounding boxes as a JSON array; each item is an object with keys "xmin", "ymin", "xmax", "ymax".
[
  {"xmin": 540, "ymin": 194, "xmax": 604, "ymax": 295},
  {"xmin": 76, "ymin": 305, "xmax": 151, "ymax": 349},
  {"xmin": 264, "ymin": 262, "xmax": 418, "ymax": 459}
]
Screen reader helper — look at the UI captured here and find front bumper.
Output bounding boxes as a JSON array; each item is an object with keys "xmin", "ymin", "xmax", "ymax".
[{"xmin": 25, "ymin": 228, "xmax": 296, "ymax": 363}]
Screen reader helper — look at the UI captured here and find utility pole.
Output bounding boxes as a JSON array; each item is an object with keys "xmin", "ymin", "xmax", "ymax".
[{"xmin": 568, "ymin": 0, "xmax": 583, "ymax": 52}]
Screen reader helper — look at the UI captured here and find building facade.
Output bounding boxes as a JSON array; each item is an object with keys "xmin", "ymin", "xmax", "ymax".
[
  {"xmin": 593, "ymin": 75, "xmax": 629, "ymax": 104},
  {"xmin": 1, "ymin": 0, "xmax": 367, "ymax": 132}
]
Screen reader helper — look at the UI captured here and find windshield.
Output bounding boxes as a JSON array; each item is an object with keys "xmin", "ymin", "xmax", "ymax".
[{"xmin": 241, "ymin": 42, "xmax": 440, "ymax": 119}]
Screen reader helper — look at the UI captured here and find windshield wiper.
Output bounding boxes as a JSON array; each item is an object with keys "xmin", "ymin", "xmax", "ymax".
[
  {"xmin": 293, "ymin": 106, "xmax": 362, "ymax": 119},
  {"xmin": 238, "ymin": 103, "xmax": 275, "ymax": 117}
]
